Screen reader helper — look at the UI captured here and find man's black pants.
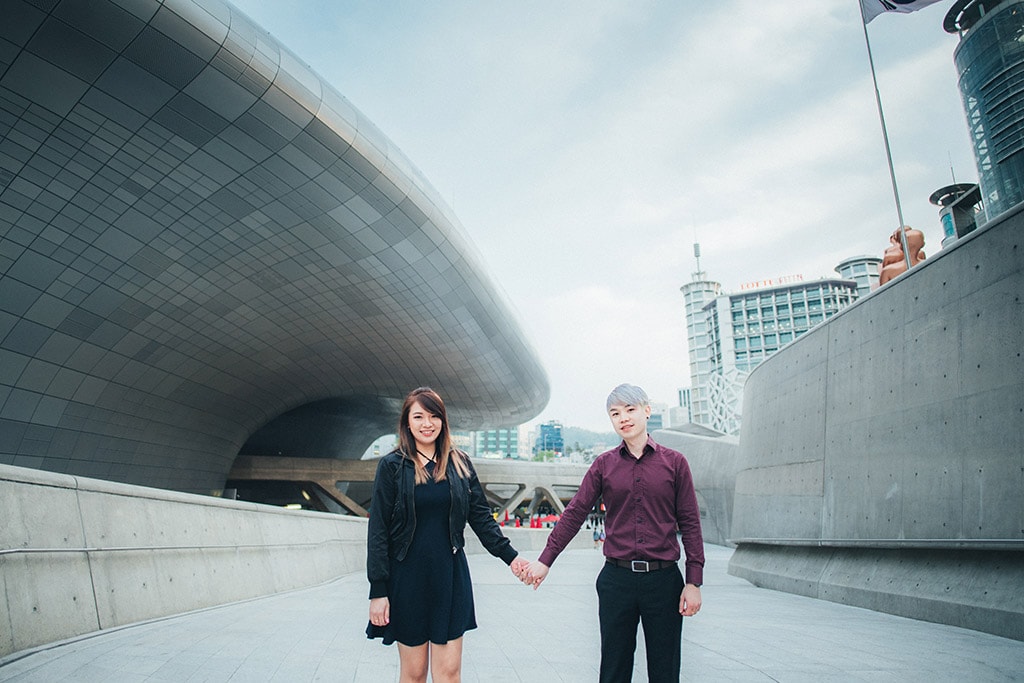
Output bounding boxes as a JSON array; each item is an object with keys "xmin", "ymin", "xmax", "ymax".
[{"xmin": 596, "ymin": 561, "xmax": 684, "ymax": 682}]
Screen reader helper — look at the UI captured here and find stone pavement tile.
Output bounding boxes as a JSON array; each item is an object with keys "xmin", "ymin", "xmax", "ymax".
[
  {"xmin": 678, "ymin": 549, "xmax": 1024, "ymax": 682},
  {"xmin": 2, "ymin": 544, "xmax": 1023, "ymax": 681}
]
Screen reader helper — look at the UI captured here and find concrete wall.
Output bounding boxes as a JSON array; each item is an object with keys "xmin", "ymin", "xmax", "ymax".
[
  {"xmin": 729, "ymin": 207, "xmax": 1024, "ymax": 640},
  {"xmin": 653, "ymin": 429, "xmax": 739, "ymax": 548},
  {"xmin": 0, "ymin": 463, "xmax": 588, "ymax": 659}
]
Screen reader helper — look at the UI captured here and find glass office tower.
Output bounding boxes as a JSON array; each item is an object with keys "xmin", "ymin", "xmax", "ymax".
[
  {"xmin": 535, "ymin": 421, "xmax": 564, "ymax": 456},
  {"xmin": 683, "ymin": 276, "xmax": 858, "ymax": 435},
  {"xmin": 946, "ymin": 0, "xmax": 1024, "ymax": 221}
]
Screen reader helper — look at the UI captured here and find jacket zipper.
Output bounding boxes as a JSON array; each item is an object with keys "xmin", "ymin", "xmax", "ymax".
[
  {"xmin": 405, "ymin": 460, "xmax": 416, "ymax": 552},
  {"xmin": 449, "ymin": 460, "xmax": 458, "ymax": 554}
]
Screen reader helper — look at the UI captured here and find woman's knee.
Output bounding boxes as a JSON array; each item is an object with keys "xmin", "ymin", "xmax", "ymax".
[
  {"xmin": 397, "ymin": 643, "xmax": 429, "ymax": 682},
  {"xmin": 429, "ymin": 639, "xmax": 464, "ymax": 682}
]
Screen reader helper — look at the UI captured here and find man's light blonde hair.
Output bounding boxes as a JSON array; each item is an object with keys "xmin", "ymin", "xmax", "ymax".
[{"xmin": 606, "ymin": 383, "xmax": 649, "ymax": 411}]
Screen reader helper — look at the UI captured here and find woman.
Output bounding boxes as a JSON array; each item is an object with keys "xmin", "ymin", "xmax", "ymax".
[{"xmin": 366, "ymin": 387, "xmax": 528, "ymax": 682}]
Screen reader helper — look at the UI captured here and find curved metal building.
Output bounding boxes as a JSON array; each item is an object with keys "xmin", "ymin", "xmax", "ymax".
[{"xmin": 0, "ymin": 0, "xmax": 549, "ymax": 493}]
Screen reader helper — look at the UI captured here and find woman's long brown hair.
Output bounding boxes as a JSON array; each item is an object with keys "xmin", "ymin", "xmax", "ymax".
[{"xmin": 397, "ymin": 387, "xmax": 470, "ymax": 484}]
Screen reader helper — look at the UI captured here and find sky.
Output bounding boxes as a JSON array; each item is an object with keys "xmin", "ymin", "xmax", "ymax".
[{"xmin": 229, "ymin": 0, "xmax": 976, "ymax": 432}]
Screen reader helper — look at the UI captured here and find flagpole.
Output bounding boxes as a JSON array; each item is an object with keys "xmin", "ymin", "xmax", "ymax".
[{"xmin": 859, "ymin": 1, "xmax": 914, "ymax": 270}]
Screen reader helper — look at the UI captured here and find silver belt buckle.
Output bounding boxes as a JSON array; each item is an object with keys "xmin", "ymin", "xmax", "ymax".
[{"xmin": 630, "ymin": 560, "xmax": 649, "ymax": 572}]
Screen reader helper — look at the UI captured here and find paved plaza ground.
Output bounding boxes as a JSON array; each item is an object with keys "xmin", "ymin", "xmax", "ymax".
[{"xmin": 1, "ymin": 544, "xmax": 1022, "ymax": 681}]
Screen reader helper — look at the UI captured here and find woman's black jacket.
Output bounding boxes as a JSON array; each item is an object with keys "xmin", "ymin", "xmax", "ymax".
[{"xmin": 366, "ymin": 450, "xmax": 518, "ymax": 599}]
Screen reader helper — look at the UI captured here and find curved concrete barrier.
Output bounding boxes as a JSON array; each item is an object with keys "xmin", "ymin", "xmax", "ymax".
[
  {"xmin": 0, "ymin": 462, "xmax": 587, "ymax": 659},
  {"xmin": 730, "ymin": 206, "xmax": 1024, "ymax": 640},
  {"xmin": 652, "ymin": 429, "xmax": 739, "ymax": 548},
  {"xmin": 0, "ymin": 462, "xmax": 364, "ymax": 657}
]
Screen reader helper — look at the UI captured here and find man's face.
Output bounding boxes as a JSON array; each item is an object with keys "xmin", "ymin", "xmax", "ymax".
[{"xmin": 608, "ymin": 402, "xmax": 651, "ymax": 441}]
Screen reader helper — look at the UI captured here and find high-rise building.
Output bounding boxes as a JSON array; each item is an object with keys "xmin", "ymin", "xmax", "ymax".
[
  {"xmin": 648, "ymin": 403, "xmax": 667, "ymax": 431},
  {"xmin": 945, "ymin": 0, "xmax": 1024, "ymax": 222},
  {"xmin": 834, "ymin": 255, "xmax": 882, "ymax": 297},
  {"xmin": 682, "ymin": 270, "xmax": 858, "ymax": 435},
  {"xmin": 670, "ymin": 388, "xmax": 693, "ymax": 427},
  {"xmin": 680, "ymin": 244, "xmax": 722, "ymax": 428},
  {"xmin": 474, "ymin": 428, "xmax": 521, "ymax": 459},
  {"xmin": 535, "ymin": 421, "xmax": 564, "ymax": 455}
]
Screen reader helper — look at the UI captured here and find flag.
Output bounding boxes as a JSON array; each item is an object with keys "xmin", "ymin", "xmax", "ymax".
[{"xmin": 860, "ymin": 0, "xmax": 945, "ymax": 23}]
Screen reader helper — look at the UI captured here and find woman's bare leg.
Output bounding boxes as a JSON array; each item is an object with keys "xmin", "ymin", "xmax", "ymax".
[
  {"xmin": 428, "ymin": 638, "xmax": 464, "ymax": 683},
  {"xmin": 397, "ymin": 642, "xmax": 429, "ymax": 683}
]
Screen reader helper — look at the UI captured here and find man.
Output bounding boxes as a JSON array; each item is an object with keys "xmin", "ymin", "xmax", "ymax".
[{"xmin": 523, "ymin": 384, "xmax": 704, "ymax": 682}]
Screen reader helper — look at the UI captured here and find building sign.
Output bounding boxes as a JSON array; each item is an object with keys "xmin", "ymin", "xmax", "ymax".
[{"xmin": 739, "ymin": 274, "xmax": 804, "ymax": 291}]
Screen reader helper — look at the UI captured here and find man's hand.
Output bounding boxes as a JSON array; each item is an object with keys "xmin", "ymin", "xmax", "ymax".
[
  {"xmin": 369, "ymin": 596, "xmax": 390, "ymax": 626},
  {"xmin": 524, "ymin": 560, "xmax": 550, "ymax": 589},
  {"xmin": 679, "ymin": 584, "xmax": 701, "ymax": 616}
]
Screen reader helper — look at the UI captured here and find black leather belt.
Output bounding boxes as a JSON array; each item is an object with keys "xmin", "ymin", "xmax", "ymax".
[{"xmin": 606, "ymin": 558, "xmax": 676, "ymax": 572}]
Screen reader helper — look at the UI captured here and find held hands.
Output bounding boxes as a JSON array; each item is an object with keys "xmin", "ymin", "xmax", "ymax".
[
  {"xmin": 510, "ymin": 556, "xmax": 550, "ymax": 589},
  {"xmin": 521, "ymin": 560, "xmax": 550, "ymax": 589},
  {"xmin": 510, "ymin": 556, "xmax": 530, "ymax": 580},
  {"xmin": 679, "ymin": 583, "xmax": 702, "ymax": 617}
]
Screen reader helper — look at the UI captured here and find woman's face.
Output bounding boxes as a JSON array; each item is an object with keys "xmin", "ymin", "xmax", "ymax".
[{"xmin": 408, "ymin": 400, "xmax": 442, "ymax": 452}]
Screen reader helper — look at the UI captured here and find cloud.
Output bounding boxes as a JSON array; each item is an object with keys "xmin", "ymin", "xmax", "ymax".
[
  {"xmin": 229, "ymin": 0, "xmax": 976, "ymax": 432},
  {"xmin": 527, "ymin": 284, "xmax": 689, "ymax": 429}
]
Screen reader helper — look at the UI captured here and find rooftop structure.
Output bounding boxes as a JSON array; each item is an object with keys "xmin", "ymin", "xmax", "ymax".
[{"xmin": 834, "ymin": 255, "xmax": 882, "ymax": 297}]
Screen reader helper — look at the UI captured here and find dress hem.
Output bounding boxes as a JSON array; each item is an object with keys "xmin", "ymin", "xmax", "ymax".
[{"xmin": 366, "ymin": 624, "xmax": 477, "ymax": 647}]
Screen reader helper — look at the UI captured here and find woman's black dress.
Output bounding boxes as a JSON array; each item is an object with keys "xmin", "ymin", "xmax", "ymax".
[{"xmin": 366, "ymin": 461, "xmax": 477, "ymax": 645}]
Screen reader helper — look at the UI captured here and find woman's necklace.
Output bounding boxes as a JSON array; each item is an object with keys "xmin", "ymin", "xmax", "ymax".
[{"xmin": 416, "ymin": 449, "xmax": 436, "ymax": 464}]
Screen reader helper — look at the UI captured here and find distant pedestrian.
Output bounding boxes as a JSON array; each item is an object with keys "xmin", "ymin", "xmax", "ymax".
[
  {"xmin": 520, "ymin": 384, "xmax": 705, "ymax": 682},
  {"xmin": 366, "ymin": 387, "xmax": 529, "ymax": 682}
]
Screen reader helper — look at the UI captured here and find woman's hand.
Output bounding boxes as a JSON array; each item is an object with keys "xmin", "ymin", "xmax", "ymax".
[
  {"xmin": 369, "ymin": 596, "xmax": 390, "ymax": 627},
  {"xmin": 510, "ymin": 556, "xmax": 529, "ymax": 579}
]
